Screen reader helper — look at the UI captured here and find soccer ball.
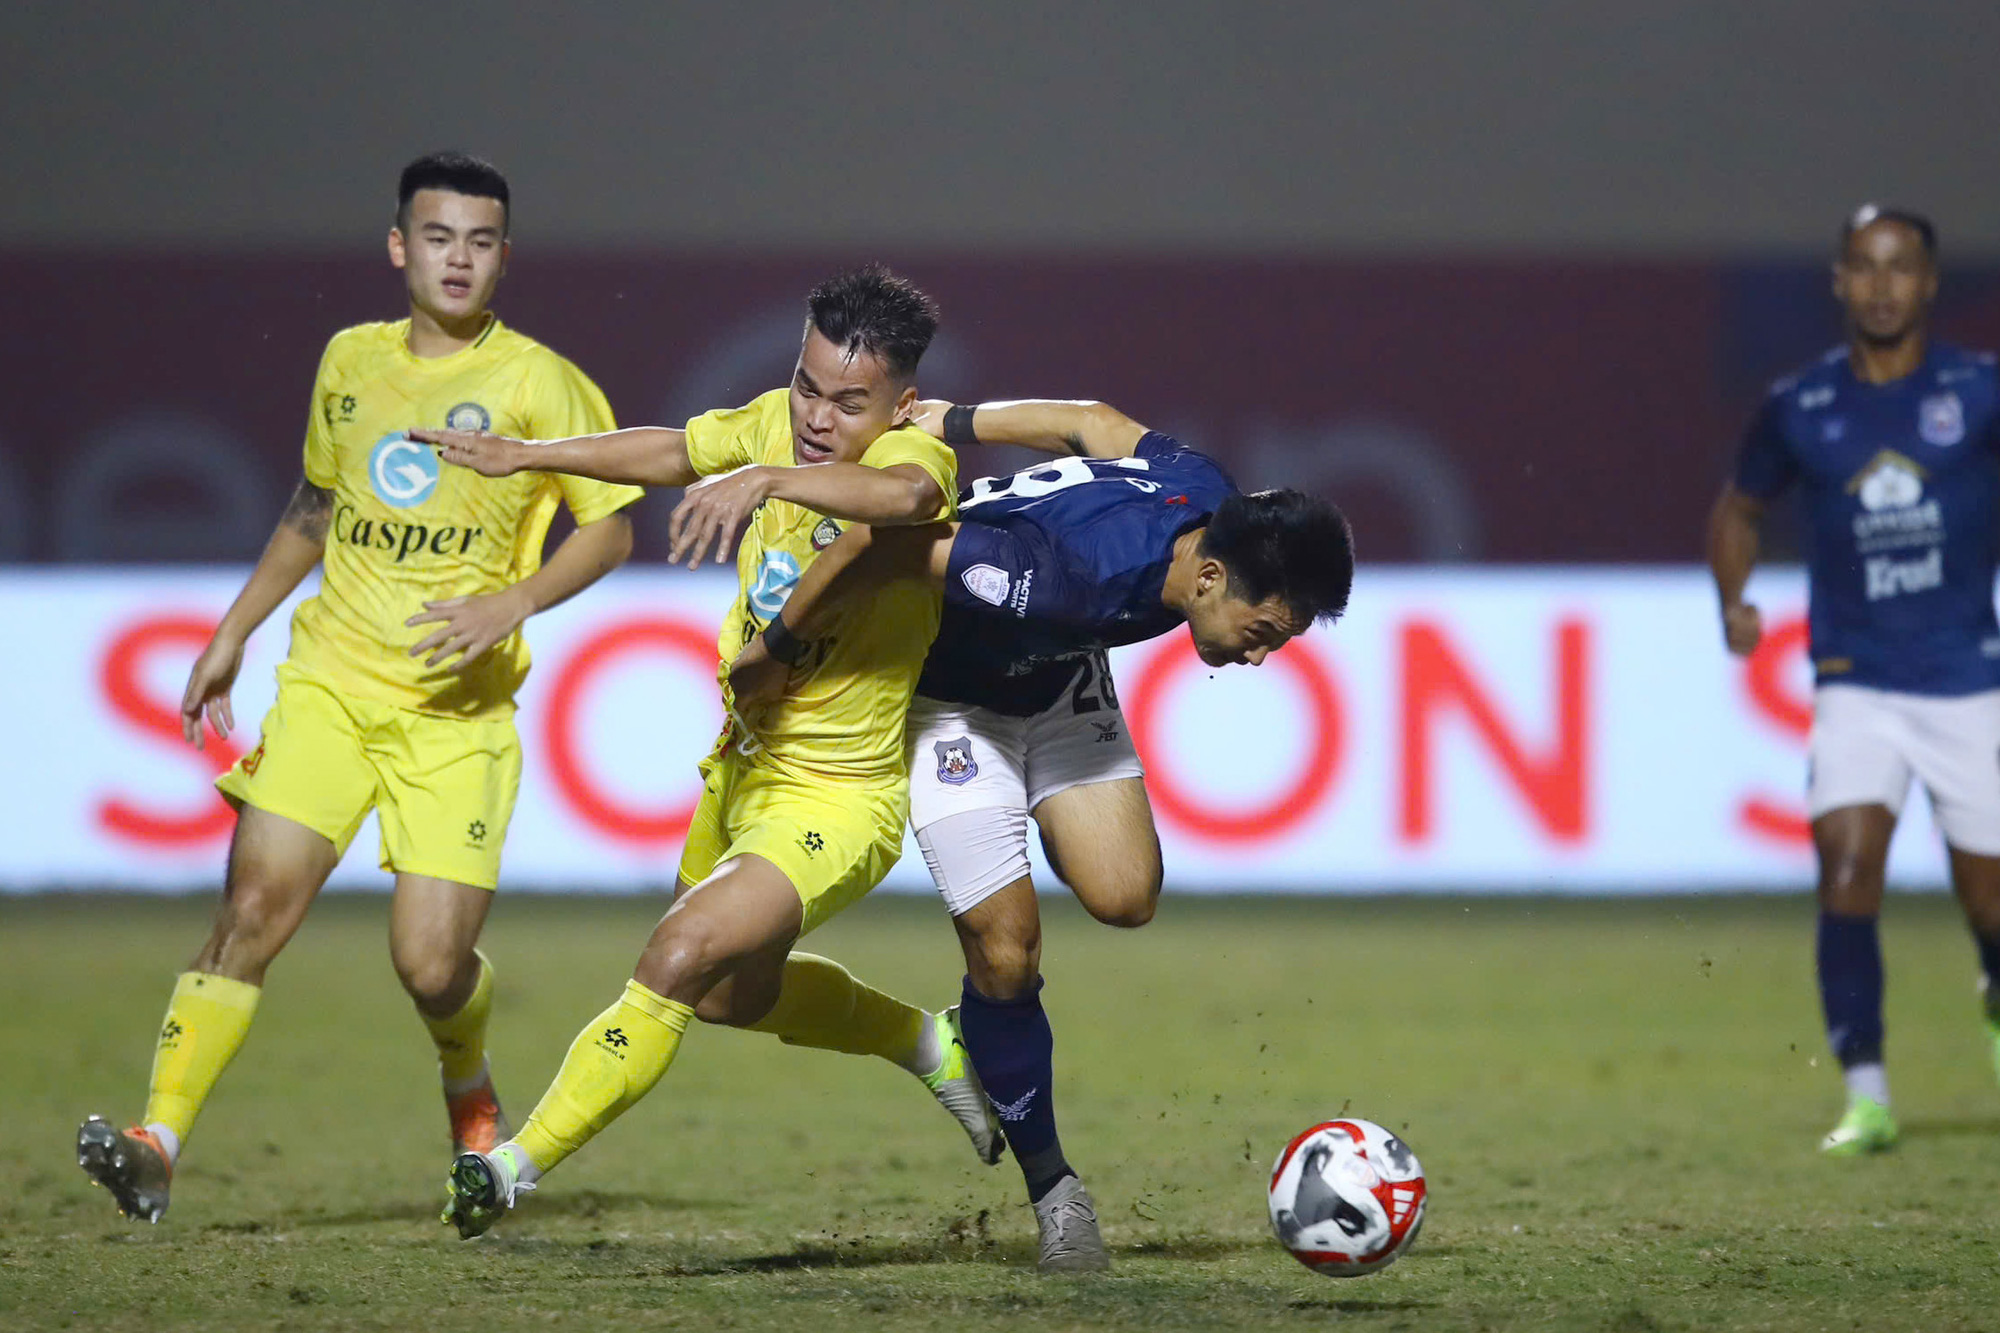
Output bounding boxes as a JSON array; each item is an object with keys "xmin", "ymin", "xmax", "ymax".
[{"xmin": 1267, "ymin": 1118, "xmax": 1427, "ymax": 1276}]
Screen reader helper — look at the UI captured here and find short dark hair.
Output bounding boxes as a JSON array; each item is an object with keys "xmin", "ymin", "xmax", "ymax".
[
  {"xmin": 1841, "ymin": 203, "xmax": 1936, "ymax": 260},
  {"xmin": 804, "ymin": 264, "xmax": 940, "ymax": 380},
  {"xmin": 1198, "ymin": 489, "xmax": 1354, "ymax": 625},
  {"xmin": 397, "ymin": 152, "xmax": 510, "ymax": 233}
]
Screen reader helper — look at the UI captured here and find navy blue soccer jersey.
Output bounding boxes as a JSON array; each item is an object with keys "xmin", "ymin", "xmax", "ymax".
[
  {"xmin": 918, "ymin": 432, "xmax": 1238, "ymax": 715},
  {"xmin": 1734, "ymin": 342, "xmax": 2000, "ymax": 696}
]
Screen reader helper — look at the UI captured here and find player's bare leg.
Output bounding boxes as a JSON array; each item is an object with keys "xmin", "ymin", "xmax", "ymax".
[
  {"xmin": 1034, "ymin": 777, "xmax": 1162, "ymax": 931},
  {"xmin": 79, "ymin": 805, "xmax": 337, "ymax": 1221},
  {"xmin": 390, "ymin": 874, "xmax": 507, "ymax": 1155},
  {"xmin": 1944, "ymin": 846, "xmax": 2000, "ymax": 1084},
  {"xmin": 445, "ymin": 856, "xmax": 804, "ymax": 1237},
  {"xmin": 1813, "ymin": 804, "xmax": 1899, "ymax": 1155}
]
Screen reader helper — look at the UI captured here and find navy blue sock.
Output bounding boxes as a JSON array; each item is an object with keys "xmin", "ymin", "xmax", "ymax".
[
  {"xmin": 958, "ymin": 976, "xmax": 1073, "ymax": 1202},
  {"xmin": 1974, "ymin": 930, "xmax": 2000, "ymax": 1014},
  {"xmin": 1817, "ymin": 912, "xmax": 1885, "ymax": 1067}
]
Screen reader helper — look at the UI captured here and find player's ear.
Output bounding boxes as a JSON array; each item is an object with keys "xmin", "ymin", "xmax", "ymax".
[
  {"xmin": 1197, "ymin": 557, "xmax": 1228, "ymax": 598},
  {"xmin": 498, "ymin": 237, "xmax": 512, "ymax": 280},
  {"xmin": 891, "ymin": 384, "xmax": 919, "ymax": 427},
  {"xmin": 388, "ymin": 227, "xmax": 408, "ymax": 270}
]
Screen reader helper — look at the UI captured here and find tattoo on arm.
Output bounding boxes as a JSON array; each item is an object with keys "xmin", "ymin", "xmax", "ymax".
[
  {"xmin": 1061, "ymin": 431, "xmax": 1087, "ymax": 457},
  {"xmin": 282, "ymin": 479, "xmax": 334, "ymax": 543}
]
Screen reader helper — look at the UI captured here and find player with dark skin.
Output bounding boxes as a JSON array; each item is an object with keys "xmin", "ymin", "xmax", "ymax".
[
  {"xmin": 1709, "ymin": 214, "xmax": 2000, "ymax": 943},
  {"xmin": 1709, "ymin": 206, "xmax": 2000, "ymax": 1153}
]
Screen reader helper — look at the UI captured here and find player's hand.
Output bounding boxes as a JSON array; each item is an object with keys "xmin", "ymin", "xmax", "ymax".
[
  {"xmin": 412, "ymin": 428, "xmax": 526, "ymax": 477},
  {"xmin": 1722, "ymin": 601, "xmax": 1763, "ymax": 656},
  {"xmin": 407, "ymin": 588, "xmax": 532, "ymax": 670},
  {"xmin": 727, "ymin": 635, "xmax": 789, "ymax": 718},
  {"xmin": 668, "ymin": 465, "xmax": 774, "ymax": 567},
  {"xmin": 909, "ymin": 400, "xmax": 954, "ymax": 439},
  {"xmin": 180, "ymin": 633, "xmax": 245, "ymax": 749}
]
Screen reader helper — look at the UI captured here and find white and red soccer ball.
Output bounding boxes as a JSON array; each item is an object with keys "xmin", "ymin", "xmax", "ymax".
[{"xmin": 1267, "ymin": 1118, "xmax": 1427, "ymax": 1276}]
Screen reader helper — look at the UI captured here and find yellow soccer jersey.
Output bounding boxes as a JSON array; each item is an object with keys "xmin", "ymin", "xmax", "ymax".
[
  {"xmin": 286, "ymin": 317, "xmax": 641, "ymax": 719},
  {"xmin": 686, "ymin": 389, "xmax": 957, "ymax": 786}
]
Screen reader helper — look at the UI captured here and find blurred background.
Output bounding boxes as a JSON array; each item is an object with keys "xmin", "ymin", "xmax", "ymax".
[{"xmin": 6, "ymin": 1, "xmax": 1999, "ymax": 892}]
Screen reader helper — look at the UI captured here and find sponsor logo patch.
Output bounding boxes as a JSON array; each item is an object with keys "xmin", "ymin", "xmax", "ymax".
[
  {"xmin": 368, "ymin": 434, "xmax": 439, "ymax": 509},
  {"xmin": 748, "ymin": 552, "xmax": 802, "ymax": 619}
]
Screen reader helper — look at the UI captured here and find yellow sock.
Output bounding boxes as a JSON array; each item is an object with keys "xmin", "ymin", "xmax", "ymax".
[
  {"xmin": 514, "ymin": 979, "xmax": 691, "ymax": 1174},
  {"xmin": 422, "ymin": 950, "xmax": 494, "ymax": 1090},
  {"xmin": 749, "ymin": 953, "xmax": 927, "ymax": 1069},
  {"xmin": 141, "ymin": 971, "xmax": 261, "ymax": 1145}
]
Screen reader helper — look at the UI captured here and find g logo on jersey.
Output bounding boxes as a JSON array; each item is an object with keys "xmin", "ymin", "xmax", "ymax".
[
  {"xmin": 748, "ymin": 551, "xmax": 801, "ymax": 619},
  {"xmin": 369, "ymin": 434, "xmax": 439, "ymax": 509}
]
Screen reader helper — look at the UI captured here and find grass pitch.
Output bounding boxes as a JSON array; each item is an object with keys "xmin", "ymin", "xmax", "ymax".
[{"xmin": 4, "ymin": 891, "xmax": 2000, "ymax": 1331}]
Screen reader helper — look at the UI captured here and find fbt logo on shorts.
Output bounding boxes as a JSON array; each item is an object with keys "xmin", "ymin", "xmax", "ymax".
[{"xmin": 369, "ymin": 435, "xmax": 440, "ymax": 509}]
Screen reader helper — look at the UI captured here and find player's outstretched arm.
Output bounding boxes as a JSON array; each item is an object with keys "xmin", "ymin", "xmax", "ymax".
[
  {"xmin": 910, "ymin": 399, "xmax": 1150, "ymax": 459},
  {"xmin": 416, "ymin": 426, "xmax": 699, "ymax": 489},
  {"xmin": 408, "ymin": 508, "xmax": 636, "ymax": 670},
  {"xmin": 181, "ymin": 477, "xmax": 332, "ymax": 748},
  {"xmin": 728, "ymin": 522, "xmax": 956, "ymax": 711},
  {"xmin": 1707, "ymin": 484, "xmax": 1766, "ymax": 656},
  {"xmin": 667, "ymin": 461, "xmax": 945, "ymax": 567}
]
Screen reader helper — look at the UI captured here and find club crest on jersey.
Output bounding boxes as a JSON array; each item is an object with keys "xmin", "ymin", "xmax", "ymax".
[
  {"xmin": 748, "ymin": 551, "xmax": 801, "ymax": 619},
  {"xmin": 811, "ymin": 517, "xmax": 842, "ymax": 550},
  {"xmin": 368, "ymin": 434, "xmax": 439, "ymax": 509},
  {"xmin": 1920, "ymin": 393, "xmax": 1965, "ymax": 446},
  {"xmin": 446, "ymin": 401, "xmax": 491, "ymax": 433},
  {"xmin": 934, "ymin": 737, "xmax": 978, "ymax": 785},
  {"xmin": 961, "ymin": 563, "xmax": 1010, "ymax": 607}
]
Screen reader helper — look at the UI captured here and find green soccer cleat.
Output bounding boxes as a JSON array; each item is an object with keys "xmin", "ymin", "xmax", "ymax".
[
  {"xmin": 1820, "ymin": 1097, "xmax": 1898, "ymax": 1157},
  {"xmin": 441, "ymin": 1147, "xmax": 532, "ymax": 1239},
  {"xmin": 76, "ymin": 1116, "xmax": 173, "ymax": 1223},
  {"xmin": 921, "ymin": 1006, "xmax": 1006, "ymax": 1166}
]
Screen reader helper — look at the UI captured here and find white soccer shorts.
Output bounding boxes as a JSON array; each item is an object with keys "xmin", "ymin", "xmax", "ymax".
[
  {"xmin": 907, "ymin": 667, "xmax": 1146, "ymax": 916},
  {"xmin": 1808, "ymin": 684, "xmax": 2000, "ymax": 855}
]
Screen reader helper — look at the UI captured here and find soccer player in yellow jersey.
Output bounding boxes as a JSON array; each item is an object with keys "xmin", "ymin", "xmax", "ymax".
[
  {"xmin": 417, "ymin": 267, "xmax": 1004, "ymax": 1238},
  {"xmin": 76, "ymin": 153, "xmax": 642, "ymax": 1224}
]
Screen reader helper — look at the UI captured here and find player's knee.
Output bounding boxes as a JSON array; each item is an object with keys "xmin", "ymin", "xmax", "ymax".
[
  {"xmin": 1817, "ymin": 856, "xmax": 1882, "ymax": 912},
  {"xmin": 1079, "ymin": 866, "xmax": 1161, "ymax": 929},
  {"xmin": 965, "ymin": 928, "xmax": 1041, "ymax": 997},
  {"xmin": 390, "ymin": 945, "xmax": 469, "ymax": 1008},
  {"xmin": 635, "ymin": 920, "xmax": 730, "ymax": 1004},
  {"xmin": 210, "ymin": 872, "xmax": 309, "ymax": 959}
]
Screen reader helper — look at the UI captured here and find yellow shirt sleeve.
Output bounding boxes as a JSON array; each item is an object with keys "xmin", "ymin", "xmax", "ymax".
[
  {"xmin": 684, "ymin": 390, "xmax": 786, "ymax": 477},
  {"xmin": 302, "ymin": 337, "xmax": 341, "ymax": 488},
  {"xmin": 525, "ymin": 353, "xmax": 642, "ymax": 526},
  {"xmin": 858, "ymin": 426, "xmax": 959, "ymax": 520}
]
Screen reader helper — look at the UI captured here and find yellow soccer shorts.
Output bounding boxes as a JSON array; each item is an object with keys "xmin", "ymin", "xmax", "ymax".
[
  {"xmin": 677, "ymin": 752, "xmax": 906, "ymax": 935},
  {"xmin": 215, "ymin": 662, "xmax": 523, "ymax": 889}
]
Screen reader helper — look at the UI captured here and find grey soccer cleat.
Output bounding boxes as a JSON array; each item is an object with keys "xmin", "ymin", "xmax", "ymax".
[
  {"xmin": 76, "ymin": 1116, "xmax": 173, "ymax": 1223},
  {"xmin": 1034, "ymin": 1174, "xmax": 1110, "ymax": 1272},
  {"xmin": 919, "ymin": 1006, "xmax": 1006, "ymax": 1166}
]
